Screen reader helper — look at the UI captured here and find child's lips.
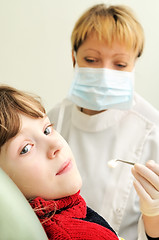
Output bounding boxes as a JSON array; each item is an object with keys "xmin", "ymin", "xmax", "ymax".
[{"xmin": 56, "ymin": 159, "xmax": 72, "ymax": 175}]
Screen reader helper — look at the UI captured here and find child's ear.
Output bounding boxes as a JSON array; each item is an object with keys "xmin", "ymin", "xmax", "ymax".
[{"xmin": 72, "ymin": 50, "xmax": 76, "ymax": 67}]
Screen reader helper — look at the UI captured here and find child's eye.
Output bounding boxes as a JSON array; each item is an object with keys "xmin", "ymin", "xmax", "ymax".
[
  {"xmin": 44, "ymin": 124, "xmax": 53, "ymax": 135},
  {"xmin": 20, "ymin": 144, "xmax": 32, "ymax": 155}
]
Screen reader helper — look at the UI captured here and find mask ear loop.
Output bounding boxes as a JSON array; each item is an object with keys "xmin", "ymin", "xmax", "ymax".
[{"xmin": 73, "ymin": 51, "xmax": 79, "ymax": 68}]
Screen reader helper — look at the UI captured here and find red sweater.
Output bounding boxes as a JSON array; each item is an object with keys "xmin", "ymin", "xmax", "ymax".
[{"xmin": 30, "ymin": 191, "xmax": 119, "ymax": 240}]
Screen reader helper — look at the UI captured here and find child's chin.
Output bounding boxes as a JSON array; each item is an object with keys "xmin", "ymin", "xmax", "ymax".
[{"xmin": 71, "ymin": 177, "xmax": 82, "ymax": 194}]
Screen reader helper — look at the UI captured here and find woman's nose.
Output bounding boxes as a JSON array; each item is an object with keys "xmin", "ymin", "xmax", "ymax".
[
  {"xmin": 102, "ymin": 61, "xmax": 111, "ymax": 69},
  {"xmin": 47, "ymin": 140, "xmax": 63, "ymax": 159}
]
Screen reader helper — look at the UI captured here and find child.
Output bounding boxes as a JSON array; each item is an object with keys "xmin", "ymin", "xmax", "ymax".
[{"xmin": 0, "ymin": 85, "xmax": 123, "ymax": 240}]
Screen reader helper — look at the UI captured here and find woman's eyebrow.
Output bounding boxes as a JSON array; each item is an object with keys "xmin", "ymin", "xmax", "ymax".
[{"xmin": 82, "ymin": 48, "xmax": 101, "ymax": 54}]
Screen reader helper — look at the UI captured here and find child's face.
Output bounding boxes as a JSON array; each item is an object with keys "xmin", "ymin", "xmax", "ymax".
[{"xmin": 0, "ymin": 114, "xmax": 82, "ymax": 200}]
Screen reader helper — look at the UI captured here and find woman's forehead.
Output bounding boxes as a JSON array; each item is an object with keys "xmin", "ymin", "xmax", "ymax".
[{"xmin": 77, "ymin": 32, "xmax": 135, "ymax": 55}]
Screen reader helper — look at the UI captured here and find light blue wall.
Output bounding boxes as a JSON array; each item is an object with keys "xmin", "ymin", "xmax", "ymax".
[{"xmin": 0, "ymin": 0, "xmax": 158, "ymax": 111}]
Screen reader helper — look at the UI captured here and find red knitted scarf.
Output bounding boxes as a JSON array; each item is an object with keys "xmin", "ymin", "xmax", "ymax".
[{"xmin": 30, "ymin": 191, "xmax": 119, "ymax": 240}]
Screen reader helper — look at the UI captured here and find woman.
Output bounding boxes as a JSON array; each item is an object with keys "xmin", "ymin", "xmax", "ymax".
[{"xmin": 48, "ymin": 4, "xmax": 159, "ymax": 240}]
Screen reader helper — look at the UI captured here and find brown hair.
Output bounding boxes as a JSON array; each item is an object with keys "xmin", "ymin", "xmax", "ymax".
[
  {"xmin": 0, "ymin": 85, "xmax": 45, "ymax": 148},
  {"xmin": 71, "ymin": 4, "xmax": 144, "ymax": 57}
]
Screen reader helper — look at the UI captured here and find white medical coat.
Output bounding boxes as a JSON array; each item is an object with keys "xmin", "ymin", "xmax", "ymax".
[{"xmin": 48, "ymin": 93, "xmax": 159, "ymax": 240}]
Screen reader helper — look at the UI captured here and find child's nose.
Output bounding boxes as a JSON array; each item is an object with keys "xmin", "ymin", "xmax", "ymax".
[
  {"xmin": 47, "ymin": 140, "xmax": 63, "ymax": 159},
  {"xmin": 48, "ymin": 149, "xmax": 59, "ymax": 159}
]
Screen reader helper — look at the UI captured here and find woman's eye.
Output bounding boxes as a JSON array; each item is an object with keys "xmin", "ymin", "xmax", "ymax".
[
  {"xmin": 44, "ymin": 124, "xmax": 53, "ymax": 135},
  {"xmin": 116, "ymin": 63, "xmax": 127, "ymax": 68},
  {"xmin": 84, "ymin": 57, "xmax": 98, "ymax": 63},
  {"xmin": 20, "ymin": 144, "xmax": 32, "ymax": 155}
]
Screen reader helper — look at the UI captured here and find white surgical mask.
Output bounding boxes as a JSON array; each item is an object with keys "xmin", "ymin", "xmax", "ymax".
[{"xmin": 68, "ymin": 66, "xmax": 134, "ymax": 111}]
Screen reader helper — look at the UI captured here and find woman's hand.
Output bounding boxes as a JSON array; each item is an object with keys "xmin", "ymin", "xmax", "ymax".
[
  {"xmin": 131, "ymin": 160, "xmax": 159, "ymax": 217},
  {"xmin": 132, "ymin": 161, "xmax": 159, "ymax": 238}
]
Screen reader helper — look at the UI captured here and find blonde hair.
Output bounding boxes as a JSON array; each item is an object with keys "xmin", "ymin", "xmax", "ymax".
[
  {"xmin": 71, "ymin": 4, "xmax": 144, "ymax": 57},
  {"xmin": 0, "ymin": 85, "xmax": 45, "ymax": 148}
]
